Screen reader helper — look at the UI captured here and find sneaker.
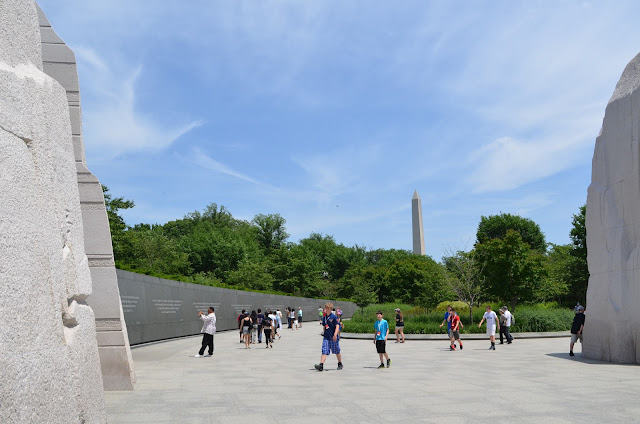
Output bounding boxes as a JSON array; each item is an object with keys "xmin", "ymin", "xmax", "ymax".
[
  {"xmin": 204, "ymin": 354, "xmax": 212, "ymax": 357},
  {"xmin": 386, "ymin": 359, "xmax": 391, "ymax": 368},
  {"xmin": 492, "ymin": 345, "xmax": 496, "ymax": 350},
  {"xmin": 194, "ymin": 354, "xmax": 203, "ymax": 358},
  {"xmin": 337, "ymin": 362, "xmax": 343, "ymax": 370},
  {"xmin": 570, "ymin": 351, "xmax": 574, "ymax": 357},
  {"xmin": 378, "ymin": 363, "xmax": 385, "ymax": 369},
  {"xmin": 459, "ymin": 344, "xmax": 463, "ymax": 350},
  {"xmin": 450, "ymin": 346, "xmax": 455, "ymax": 351},
  {"xmin": 314, "ymin": 364, "xmax": 324, "ymax": 371}
]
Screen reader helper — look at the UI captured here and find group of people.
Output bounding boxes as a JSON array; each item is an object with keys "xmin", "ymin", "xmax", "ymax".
[
  {"xmin": 439, "ymin": 304, "xmax": 514, "ymax": 351},
  {"xmin": 237, "ymin": 308, "xmax": 295, "ymax": 349},
  {"xmin": 196, "ymin": 302, "xmax": 586, "ymax": 362}
]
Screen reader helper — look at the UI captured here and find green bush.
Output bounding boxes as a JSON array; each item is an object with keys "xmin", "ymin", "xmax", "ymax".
[{"xmin": 345, "ymin": 303, "xmax": 573, "ymax": 334}]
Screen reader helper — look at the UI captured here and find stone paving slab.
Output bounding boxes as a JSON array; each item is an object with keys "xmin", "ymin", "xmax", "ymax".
[{"xmin": 106, "ymin": 324, "xmax": 640, "ymax": 423}]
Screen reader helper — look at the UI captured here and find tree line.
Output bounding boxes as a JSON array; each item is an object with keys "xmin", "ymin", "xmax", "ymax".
[{"xmin": 104, "ymin": 186, "xmax": 588, "ymax": 312}]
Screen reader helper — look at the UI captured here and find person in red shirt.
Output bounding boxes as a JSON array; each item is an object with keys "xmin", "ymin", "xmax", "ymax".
[{"xmin": 449, "ymin": 308, "xmax": 464, "ymax": 351}]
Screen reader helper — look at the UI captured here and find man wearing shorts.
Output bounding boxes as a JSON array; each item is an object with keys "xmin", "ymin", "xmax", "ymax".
[
  {"xmin": 373, "ymin": 311, "xmax": 391, "ymax": 368},
  {"xmin": 449, "ymin": 307, "xmax": 463, "ymax": 351},
  {"xmin": 298, "ymin": 307, "xmax": 303, "ymax": 328},
  {"xmin": 570, "ymin": 305, "xmax": 585, "ymax": 356},
  {"xmin": 439, "ymin": 305, "xmax": 453, "ymax": 344},
  {"xmin": 314, "ymin": 303, "xmax": 343, "ymax": 371},
  {"xmin": 479, "ymin": 305, "xmax": 500, "ymax": 350}
]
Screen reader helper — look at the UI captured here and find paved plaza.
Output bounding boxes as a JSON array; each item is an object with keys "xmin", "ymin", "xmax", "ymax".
[{"xmin": 106, "ymin": 323, "xmax": 640, "ymax": 423}]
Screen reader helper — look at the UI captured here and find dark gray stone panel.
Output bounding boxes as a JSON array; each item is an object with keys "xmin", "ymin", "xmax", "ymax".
[{"xmin": 116, "ymin": 269, "xmax": 357, "ymax": 345}]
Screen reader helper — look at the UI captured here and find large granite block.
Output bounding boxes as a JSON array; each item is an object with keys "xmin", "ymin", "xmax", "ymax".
[
  {"xmin": 585, "ymin": 51, "xmax": 640, "ymax": 364},
  {"xmin": 0, "ymin": 1, "xmax": 106, "ymax": 421}
]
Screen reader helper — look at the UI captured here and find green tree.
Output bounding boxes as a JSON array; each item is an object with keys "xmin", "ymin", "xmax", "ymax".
[
  {"xmin": 567, "ymin": 205, "xmax": 588, "ymax": 305},
  {"xmin": 442, "ymin": 249, "xmax": 485, "ymax": 323},
  {"xmin": 251, "ymin": 213, "xmax": 289, "ymax": 253},
  {"xmin": 538, "ymin": 243, "xmax": 571, "ymax": 303},
  {"xmin": 477, "ymin": 213, "xmax": 546, "ymax": 252},
  {"xmin": 476, "ymin": 230, "xmax": 546, "ymax": 310},
  {"xmin": 387, "ymin": 256, "xmax": 449, "ymax": 310},
  {"xmin": 102, "ymin": 185, "xmax": 135, "ymax": 262}
]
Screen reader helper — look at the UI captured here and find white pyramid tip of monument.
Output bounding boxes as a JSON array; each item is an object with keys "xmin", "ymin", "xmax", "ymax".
[{"xmin": 412, "ymin": 190, "xmax": 420, "ymax": 200}]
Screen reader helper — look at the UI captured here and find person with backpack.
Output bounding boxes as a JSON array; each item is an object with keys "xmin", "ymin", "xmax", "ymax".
[
  {"xmin": 256, "ymin": 309, "xmax": 265, "ymax": 343},
  {"xmin": 499, "ymin": 306, "xmax": 514, "ymax": 344},
  {"xmin": 250, "ymin": 310, "xmax": 258, "ymax": 344},
  {"xmin": 262, "ymin": 313, "xmax": 274, "ymax": 348}
]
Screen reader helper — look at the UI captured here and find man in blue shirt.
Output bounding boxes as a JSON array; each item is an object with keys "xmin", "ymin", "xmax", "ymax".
[
  {"xmin": 439, "ymin": 305, "xmax": 453, "ymax": 343},
  {"xmin": 314, "ymin": 303, "xmax": 343, "ymax": 371},
  {"xmin": 374, "ymin": 311, "xmax": 391, "ymax": 368}
]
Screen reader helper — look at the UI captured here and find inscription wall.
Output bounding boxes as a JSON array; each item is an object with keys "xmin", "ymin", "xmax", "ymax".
[{"xmin": 117, "ymin": 270, "xmax": 356, "ymax": 345}]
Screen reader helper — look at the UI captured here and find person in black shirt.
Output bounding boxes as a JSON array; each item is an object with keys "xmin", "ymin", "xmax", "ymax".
[{"xmin": 570, "ymin": 305, "xmax": 585, "ymax": 357}]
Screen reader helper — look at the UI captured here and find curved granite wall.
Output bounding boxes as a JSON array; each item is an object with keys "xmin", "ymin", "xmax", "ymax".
[{"xmin": 117, "ymin": 270, "xmax": 357, "ymax": 345}]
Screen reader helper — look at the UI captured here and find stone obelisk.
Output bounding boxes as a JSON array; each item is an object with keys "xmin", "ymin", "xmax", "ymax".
[{"xmin": 412, "ymin": 190, "xmax": 426, "ymax": 255}]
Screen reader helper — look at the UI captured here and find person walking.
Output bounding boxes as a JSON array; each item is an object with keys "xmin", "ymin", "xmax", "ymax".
[
  {"xmin": 449, "ymin": 307, "xmax": 463, "ymax": 350},
  {"xmin": 237, "ymin": 309, "xmax": 246, "ymax": 343},
  {"xmin": 297, "ymin": 307, "xmax": 303, "ymax": 328},
  {"xmin": 374, "ymin": 310, "xmax": 391, "ymax": 368},
  {"xmin": 570, "ymin": 305, "xmax": 585, "ymax": 356},
  {"xmin": 499, "ymin": 306, "xmax": 513, "ymax": 344},
  {"xmin": 290, "ymin": 307, "xmax": 296, "ymax": 330},
  {"xmin": 479, "ymin": 305, "xmax": 500, "ymax": 350},
  {"xmin": 256, "ymin": 309, "xmax": 265, "ymax": 344},
  {"xmin": 195, "ymin": 307, "xmax": 216, "ymax": 357},
  {"xmin": 439, "ymin": 305, "xmax": 453, "ymax": 345},
  {"xmin": 314, "ymin": 303, "xmax": 343, "ymax": 371},
  {"xmin": 240, "ymin": 311, "xmax": 252, "ymax": 349},
  {"xmin": 250, "ymin": 310, "xmax": 258, "ymax": 344},
  {"xmin": 394, "ymin": 308, "xmax": 405, "ymax": 343},
  {"xmin": 262, "ymin": 313, "xmax": 274, "ymax": 348},
  {"xmin": 268, "ymin": 310, "xmax": 277, "ymax": 344}
]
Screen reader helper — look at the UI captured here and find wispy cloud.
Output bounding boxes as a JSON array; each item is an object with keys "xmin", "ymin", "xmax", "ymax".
[
  {"xmin": 75, "ymin": 48, "xmax": 203, "ymax": 159},
  {"xmin": 188, "ymin": 147, "xmax": 262, "ymax": 186}
]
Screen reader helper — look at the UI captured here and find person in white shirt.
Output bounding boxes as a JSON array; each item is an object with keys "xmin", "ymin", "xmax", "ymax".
[
  {"xmin": 478, "ymin": 305, "xmax": 500, "ymax": 350},
  {"xmin": 195, "ymin": 307, "xmax": 216, "ymax": 357},
  {"xmin": 499, "ymin": 306, "xmax": 513, "ymax": 344}
]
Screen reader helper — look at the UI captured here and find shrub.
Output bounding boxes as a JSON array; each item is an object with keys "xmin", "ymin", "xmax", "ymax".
[{"xmin": 346, "ymin": 304, "xmax": 573, "ymax": 334}]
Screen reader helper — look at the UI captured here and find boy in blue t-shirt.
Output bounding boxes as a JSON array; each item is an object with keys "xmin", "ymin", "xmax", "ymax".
[
  {"xmin": 314, "ymin": 303, "xmax": 343, "ymax": 371},
  {"xmin": 374, "ymin": 311, "xmax": 391, "ymax": 368}
]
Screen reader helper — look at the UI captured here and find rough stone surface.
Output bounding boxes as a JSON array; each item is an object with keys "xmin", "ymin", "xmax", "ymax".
[
  {"xmin": 37, "ymin": 3, "xmax": 136, "ymax": 389},
  {"xmin": 412, "ymin": 190, "xmax": 426, "ymax": 255},
  {"xmin": 584, "ymin": 51, "xmax": 640, "ymax": 364},
  {"xmin": 0, "ymin": 1, "xmax": 106, "ymax": 422}
]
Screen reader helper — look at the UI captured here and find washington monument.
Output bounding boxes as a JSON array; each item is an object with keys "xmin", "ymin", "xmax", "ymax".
[{"xmin": 412, "ymin": 190, "xmax": 425, "ymax": 255}]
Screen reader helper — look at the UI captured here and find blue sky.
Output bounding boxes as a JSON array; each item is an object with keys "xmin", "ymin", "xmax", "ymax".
[{"xmin": 38, "ymin": 0, "xmax": 640, "ymax": 260}]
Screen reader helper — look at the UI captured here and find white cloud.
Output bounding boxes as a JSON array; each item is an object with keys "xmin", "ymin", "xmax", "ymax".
[
  {"xmin": 74, "ymin": 48, "xmax": 203, "ymax": 159},
  {"xmin": 189, "ymin": 147, "xmax": 262, "ymax": 186}
]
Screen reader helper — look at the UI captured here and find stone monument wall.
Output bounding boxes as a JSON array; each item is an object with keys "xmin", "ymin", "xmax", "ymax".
[
  {"xmin": 0, "ymin": 1, "xmax": 106, "ymax": 422},
  {"xmin": 117, "ymin": 270, "xmax": 357, "ymax": 345},
  {"xmin": 36, "ymin": 3, "xmax": 136, "ymax": 390},
  {"xmin": 584, "ymin": 52, "xmax": 640, "ymax": 364}
]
